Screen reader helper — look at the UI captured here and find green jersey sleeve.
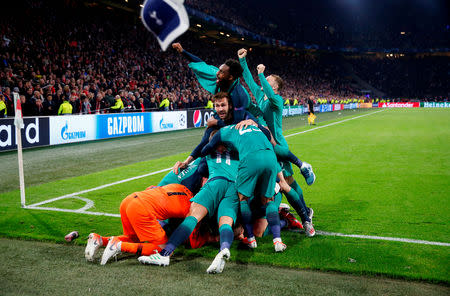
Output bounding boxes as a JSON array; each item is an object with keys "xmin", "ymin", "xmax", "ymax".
[{"xmin": 258, "ymin": 73, "xmax": 283, "ymax": 110}]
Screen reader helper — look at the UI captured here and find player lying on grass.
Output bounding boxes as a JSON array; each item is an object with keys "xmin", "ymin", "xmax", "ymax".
[
  {"xmin": 238, "ymin": 48, "xmax": 315, "ymax": 236},
  {"xmin": 85, "ymin": 184, "xmax": 218, "ymax": 265}
]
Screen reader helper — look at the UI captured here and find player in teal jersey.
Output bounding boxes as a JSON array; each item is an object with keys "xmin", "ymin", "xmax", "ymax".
[
  {"xmin": 200, "ymin": 122, "xmax": 287, "ymax": 252},
  {"xmin": 171, "ymin": 42, "xmax": 265, "ymax": 129},
  {"xmin": 140, "ymin": 142, "xmax": 241, "ymax": 273},
  {"xmin": 158, "ymin": 157, "xmax": 207, "ymax": 194},
  {"xmin": 238, "ymin": 49, "xmax": 315, "ymax": 237},
  {"xmin": 238, "ymin": 48, "xmax": 315, "ymax": 185}
]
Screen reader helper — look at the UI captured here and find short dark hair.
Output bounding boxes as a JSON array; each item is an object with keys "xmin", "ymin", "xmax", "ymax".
[{"xmin": 224, "ymin": 59, "xmax": 243, "ymax": 79}]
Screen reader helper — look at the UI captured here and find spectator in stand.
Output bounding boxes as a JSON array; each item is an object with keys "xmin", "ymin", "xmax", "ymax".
[
  {"xmin": 138, "ymin": 98, "xmax": 146, "ymax": 112},
  {"xmin": 21, "ymin": 95, "xmax": 32, "ymax": 117},
  {"xmin": 58, "ymin": 97, "xmax": 73, "ymax": 115},
  {"xmin": 0, "ymin": 94, "xmax": 6, "ymax": 117},
  {"xmin": 69, "ymin": 94, "xmax": 82, "ymax": 114},
  {"xmin": 104, "ymin": 89, "xmax": 115, "ymax": 107},
  {"xmin": 2, "ymin": 87, "xmax": 13, "ymax": 116},
  {"xmin": 111, "ymin": 95, "xmax": 124, "ymax": 113},
  {"xmin": 130, "ymin": 95, "xmax": 140, "ymax": 110},
  {"xmin": 32, "ymin": 98, "xmax": 45, "ymax": 116},
  {"xmin": 43, "ymin": 95, "xmax": 57, "ymax": 115},
  {"xmin": 159, "ymin": 96, "xmax": 170, "ymax": 111},
  {"xmin": 93, "ymin": 93, "xmax": 109, "ymax": 114},
  {"xmin": 82, "ymin": 96, "xmax": 92, "ymax": 114},
  {"xmin": 205, "ymin": 98, "xmax": 213, "ymax": 109},
  {"xmin": 148, "ymin": 97, "xmax": 159, "ymax": 110}
]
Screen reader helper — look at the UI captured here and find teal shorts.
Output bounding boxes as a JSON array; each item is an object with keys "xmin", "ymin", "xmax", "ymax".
[
  {"xmin": 191, "ymin": 178, "xmax": 238, "ymax": 223},
  {"xmin": 237, "ymin": 150, "xmax": 278, "ymax": 199}
]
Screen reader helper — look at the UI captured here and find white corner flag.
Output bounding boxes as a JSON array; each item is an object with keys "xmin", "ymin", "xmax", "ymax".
[
  {"xmin": 13, "ymin": 92, "xmax": 24, "ymax": 129},
  {"xmin": 141, "ymin": 0, "xmax": 190, "ymax": 51},
  {"xmin": 13, "ymin": 92, "xmax": 26, "ymax": 207}
]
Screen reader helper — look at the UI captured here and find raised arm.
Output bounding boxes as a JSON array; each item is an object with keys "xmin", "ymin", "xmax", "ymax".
[
  {"xmin": 172, "ymin": 43, "xmax": 203, "ymax": 63},
  {"xmin": 257, "ymin": 65, "xmax": 283, "ymax": 109},
  {"xmin": 238, "ymin": 49, "xmax": 263, "ymax": 102}
]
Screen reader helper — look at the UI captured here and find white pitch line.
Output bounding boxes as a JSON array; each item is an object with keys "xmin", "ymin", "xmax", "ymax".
[
  {"xmin": 25, "ymin": 205, "xmax": 120, "ymax": 218},
  {"xmin": 316, "ymin": 231, "xmax": 450, "ymax": 247},
  {"xmin": 29, "ymin": 109, "xmax": 384, "ymax": 208},
  {"xmin": 285, "ymin": 109, "xmax": 385, "ymax": 138},
  {"xmin": 27, "ymin": 108, "xmax": 450, "ymax": 247},
  {"xmin": 23, "ymin": 203, "xmax": 450, "ymax": 246},
  {"xmin": 27, "ymin": 167, "xmax": 172, "ymax": 208}
]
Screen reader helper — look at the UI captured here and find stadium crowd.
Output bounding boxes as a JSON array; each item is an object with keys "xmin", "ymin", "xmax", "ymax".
[
  {"xmin": 0, "ymin": 0, "xmax": 367, "ymax": 118},
  {"xmin": 347, "ymin": 55, "xmax": 449, "ymax": 100},
  {"xmin": 186, "ymin": 0, "xmax": 450, "ymax": 50},
  {"xmin": 0, "ymin": 0, "xmax": 447, "ymax": 119}
]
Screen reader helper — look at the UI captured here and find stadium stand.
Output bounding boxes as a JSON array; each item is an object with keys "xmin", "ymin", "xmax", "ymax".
[{"xmin": 0, "ymin": 0, "xmax": 447, "ymax": 117}]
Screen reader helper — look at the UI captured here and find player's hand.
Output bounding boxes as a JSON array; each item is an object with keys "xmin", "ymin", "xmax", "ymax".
[
  {"xmin": 237, "ymin": 48, "xmax": 247, "ymax": 59},
  {"xmin": 206, "ymin": 117, "xmax": 218, "ymax": 128},
  {"xmin": 257, "ymin": 64, "xmax": 265, "ymax": 74},
  {"xmin": 235, "ymin": 119, "xmax": 256, "ymax": 130},
  {"xmin": 173, "ymin": 161, "xmax": 187, "ymax": 174},
  {"xmin": 172, "ymin": 43, "xmax": 183, "ymax": 53}
]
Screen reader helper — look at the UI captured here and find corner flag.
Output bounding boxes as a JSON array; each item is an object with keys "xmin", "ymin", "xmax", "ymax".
[
  {"xmin": 13, "ymin": 92, "xmax": 26, "ymax": 207},
  {"xmin": 13, "ymin": 92, "xmax": 24, "ymax": 129},
  {"xmin": 140, "ymin": 0, "xmax": 189, "ymax": 51}
]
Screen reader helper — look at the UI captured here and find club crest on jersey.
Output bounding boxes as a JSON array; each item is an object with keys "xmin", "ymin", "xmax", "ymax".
[{"xmin": 140, "ymin": 0, "xmax": 190, "ymax": 51}]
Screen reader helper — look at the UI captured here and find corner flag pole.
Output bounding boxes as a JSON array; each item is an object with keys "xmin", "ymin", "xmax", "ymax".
[{"xmin": 13, "ymin": 92, "xmax": 26, "ymax": 207}]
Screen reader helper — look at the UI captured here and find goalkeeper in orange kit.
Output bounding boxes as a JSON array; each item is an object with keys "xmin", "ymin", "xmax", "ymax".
[{"xmin": 85, "ymin": 183, "xmax": 214, "ymax": 264}]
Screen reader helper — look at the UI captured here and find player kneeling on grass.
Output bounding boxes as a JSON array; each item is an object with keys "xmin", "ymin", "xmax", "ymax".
[
  {"xmin": 202, "ymin": 118, "xmax": 288, "ymax": 252},
  {"xmin": 139, "ymin": 140, "xmax": 240, "ymax": 274},
  {"xmin": 85, "ymin": 184, "xmax": 214, "ymax": 264}
]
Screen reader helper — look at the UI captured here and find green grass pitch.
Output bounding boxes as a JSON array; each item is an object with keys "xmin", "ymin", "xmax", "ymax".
[{"xmin": 0, "ymin": 108, "xmax": 449, "ymax": 290}]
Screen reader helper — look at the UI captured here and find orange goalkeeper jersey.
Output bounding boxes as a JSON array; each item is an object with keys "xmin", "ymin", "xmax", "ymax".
[{"xmin": 135, "ymin": 183, "xmax": 193, "ymax": 220}]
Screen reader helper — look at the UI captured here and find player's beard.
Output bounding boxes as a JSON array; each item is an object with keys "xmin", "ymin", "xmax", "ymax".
[{"xmin": 216, "ymin": 79, "xmax": 232, "ymax": 91}]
